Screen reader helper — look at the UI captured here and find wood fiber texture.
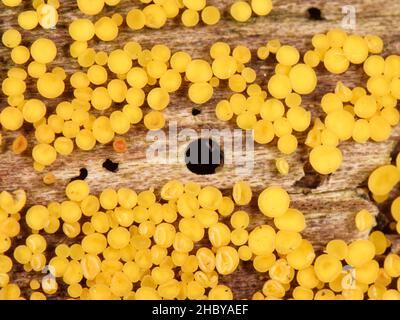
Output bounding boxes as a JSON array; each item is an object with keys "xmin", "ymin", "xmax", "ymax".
[{"xmin": 0, "ymin": 0, "xmax": 400, "ymax": 299}]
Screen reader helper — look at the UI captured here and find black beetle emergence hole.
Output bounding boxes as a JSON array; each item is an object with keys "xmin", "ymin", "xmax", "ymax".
[
  {"xmin": 307, "ymin": 7, "xmax": 323, "ymax": 20},
  {"xmin": 70, "ymin": 168, "xmax": 88, "ymax": 181},
  {"xmin": 103, "ymin": 159, "xmax": 119, "ymax": 172},
  {"xmin": 294, "ymin": 162, "xmax": 322, "ymax": 189},
  {"xmin": 185, "ymin": 138, "xmax": 223, "ymax": 175},
  {"xmin": 372, "ymin": 213, "xmax": 390, "ymax": 234},
  {"xmin": 192, "ymin": 108, "xmax": 201, "ymax": 116}
]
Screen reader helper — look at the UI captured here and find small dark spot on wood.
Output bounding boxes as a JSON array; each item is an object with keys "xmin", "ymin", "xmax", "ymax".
[
  {"xmin": 185, "ymin": 138, "xmax": 223, "ymax": 175},
  {"xmin": 70, "ymin": 168, "xmax": 88, "ymax": 181},
  {"xmin": 307, "ymin": 7, "xmax": 323, "ymax": 20},
  {"xmin": 192, "ymin": 108, "xmax": 201, "ymax": 116},
  {"xmin": 103, "ymin": 159, "xmax": 119, "ymax": 172}
]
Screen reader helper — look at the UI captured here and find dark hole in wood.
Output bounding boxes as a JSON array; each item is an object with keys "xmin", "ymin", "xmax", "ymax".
[
  {"xmin": 103, "ymin": 159, "xmax": 119, "ymax": 172},
  {"xmin": 307, "ymin": 7, "xmax": 323, "ymax": 20},
  {"xmin": 70, "ymin": 168, "xmax": 88, "ymax": 182},
  {"xmin": 372, "ymin": 213, "xmax": 390, "ymax": 234},
  {"xmin": 294, "ymin": 162, "xmax": 322, "ymax": 189},
  {"xmin": 192, "ymin": 108, "xmax": 201, "ymax": 116},
  {"xmin": 185, "ymin": 138, "xmax": 223, "ymax": 175}
]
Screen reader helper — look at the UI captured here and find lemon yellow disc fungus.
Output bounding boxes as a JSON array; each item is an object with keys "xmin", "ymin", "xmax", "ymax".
[
  {"xmin": 253, "ymin": 119, "xmax": 275, "ymax": 144},
  {"xmin": 210, "ymin": 42, "xmax": 231, "ymax": 59},
  {"xmin": 289, "ymin": 64, "xmax": 317, "ymax": 95},
  {"xmin": 23, "ymin": 99, "xmax": 46, "ymax": 123},
  {"xmin": 108, "ymin": 79, "xmax": 128, "ymax": 103},
  {"xmin": 309, "ymin": 145, "xmax": 343, "ymax": 175},
  {"xmin": 275, "ymin": 158, "xmax": 289, "ymax": 175},
  {"xmin": 321, "ymin": 93, "xmax": 343, "ymax": 114},
  {"xmin": 369, "ymin": 115, "xmax": 391, "ymax": 142},
  {"xmin": 147, "ymin": 88, "xmax": 170, "ymax": 110},
  {"xmin": 287, "ymin": 239, "xmax": 315, "ymax": 270},
  {"xmin": 325, "ymin": 109, "xmax": 355, "ymax": 141},
  {"xmin": 32, "ymin": 143, "xmax": 57, "ymax": 166},
  {"xmin": 10, "ymin": 45, "xmax": 30, "ymax": 64},
  {"xmin": 212, "ymin": 56, "xmax": 237, "ymax": 80},
  {"xmin": 353, "ymin": 119, "xmax": 371, "ymax": 143},
  {"xmin": 277, "ymin": 134, "xmax": 298, "ymax": 154},
  {"xmin": 107, "ymin": 227, "xmax": 131, "ymax": 249},
  {"xmin": 260, "ymin": 99, "xmax": 284, "ymax": 122},
  {"xmin": 151, "ymin": 44, "xmax": 171, "ymax": 61},
  {"xmin": 287, "ymin": 106, "xmax": 311, "ymax": 132},
  {"xmin": 276, "ymin": 45, "xmax": 300, "ymax": 66},
  {"xmin": 236, "ymin": 112, "xmax": 257, "ymax": 130},
  {"xmin": 77, "ymin": 0, "xmax": 105, "ymax": 15},
  {"xmin": 2, "ymin": 77, "xmax": 26, "ymax": 96},
  {"xmin": 37, "ymin": 73, "xmax": 65, "ymax": 99},
  {"xmin": 248, "ymin": 225, "xmax": 276, "ymax": 255},
  {"xmin": 384, "ymin": 254, "xmax": 400, "ymax": 278},
  {"xmin": 108, "ymin": 49, "xmax": 132, "ymax": 74},
  {"xmin": 92, "ymin": 116, "xmax": 114, "ymax": 144},
  {"xmin": 215, "ymin": 100, "xmax": 233, "ymax": 121},
  {"xmin": 251, "ymin": 0, "xmax": 273, "ymax": 16},
  {"xmin": 18, "ymin": 10, "xmax": 39, "ymax": 30},
  {"xmin": 198, "ymin": 186, "xmax": 222, "ymax": 210},
  {"xmin": 258, "ymin": 186, "xmax": 290, "ymax": 218},
  {"xmin": 232, "ymin": 181, "xmax": 252, "ymax": 205},
  {"xmin": 304, "ymin": 50, "xmax": 320, "ymax": 68},
  {"xmin": 215, "ymin": 246, "xmax": 239, "ymax": 275},
  {"xmin": 355, "ymin": 209, "xmax": 375, "ymax": 231},
  {"xmin": 268, "ymin": 74, "xmax": 292, "ymax": 99},
  {"xmin": 126, "ymin": 9, "xmax": 145, "ymax": 30},
  {"xmin": 70, "ymin": 41, "xmax": 88, "ymax": 59},
  {"xmin": 37, "ymin": 4, "xmax": 59, "ymax": 29},
  {"xmin": 345, "ymin": 240, "xmax": 376, "ymax": 268},
  {"xmin": 66, "ymin": 180, "xmax": 90, "ymax": 202},
  {"xmin": 170, "ymin": 51, "xmax": 192, "ymax": 72},
  {"xmin": 126, "ymin": 67, "xmax": 148, "ymax": 88},
  {"xmin": 230, "ymin": 1, "xmax": 252, "ymax": 22},
  {"xmin": 26, "ymin": 205, "xmax": 50, "ymax": 230},
  {"xmin": 368, "ymin": 165, "xmax": 400, "ymax": 196},
  {"xmin": 181, "ymin": 9, "xmax": 199, "ymax": 27},
  {"xmin": 201, "ymin": 6, "xmax": 220, "ymax": 25},
  {"xmin": 343, "ymin": 35, "xmax": 369, "ymax": 64},
  {"xmin": 69, "ymin": 19, "xmax": 95, "ymax": 42},
  {"xmin": 188, "ymin": 82, "xmax": 213, "ymax": 104},
  {"xmin": 365, "ymin": 34, "xmax": 384, "ymax": 54},
  {"xmin": 143, "ymin": 4, "xmax": 167, "ymax": 29},
  {"xmin": 186, "ymin": 59, "xmax": 212, "ymax": 83},
  {"xmin": 324, "ymin": 48, "xmax": 350, "ymax": 74},
  {"xmin": 144, "ymin": 111, "xmax": 165, "ymax": 130},
  {"xmin": 314, "ymin": 254, "xmax": 342, "ymax": 283},
  {"xmin": 30, "ymin": 38, "xmax": 57, "ymax": 64},
  {"xmin": 95, "ymin": 17, "xmax": 118, "ymax": 41},
  {"xmin": 2, "ymin": 29, "xmax": 21, "ymax": 48},
  {"xmin": 367, "ymin": 76, "xmax": 390, "ymax": 97},
  {"xmin": 159, "ymin": 70, "xmax": 182, "ymax": 92},
  {"xmin": 2, "ymin": 0, "xmax": 22, "ymax": 7}
]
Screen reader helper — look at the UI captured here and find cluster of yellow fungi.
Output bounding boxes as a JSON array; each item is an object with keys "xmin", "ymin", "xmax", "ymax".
[{"xmin": 0, "ymin": 177, "xmax": 399, "ymax": 300}]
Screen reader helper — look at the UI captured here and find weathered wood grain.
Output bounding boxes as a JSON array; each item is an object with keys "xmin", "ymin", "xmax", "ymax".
[{"xmin": 1, "ymin": 0, "xmax": 400, "ymax": 299}]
